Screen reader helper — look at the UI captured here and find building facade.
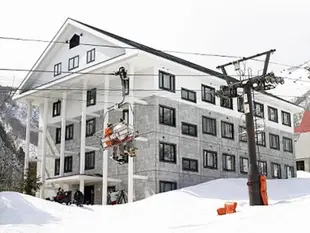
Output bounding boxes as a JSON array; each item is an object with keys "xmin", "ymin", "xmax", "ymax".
[{"xmin": 13, "ymin": 18, "xmax": 303, "ymax": 204}]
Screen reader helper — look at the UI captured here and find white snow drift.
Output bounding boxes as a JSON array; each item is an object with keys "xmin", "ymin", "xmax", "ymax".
[{"xmin": 1, "ymin": 174, "xmax": 310, "ymax": 233}]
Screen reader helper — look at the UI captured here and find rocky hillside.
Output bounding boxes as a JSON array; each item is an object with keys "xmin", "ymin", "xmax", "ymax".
[{"xmin": 0, "ymin": 85, "xmax": 39, "ymax": 191}]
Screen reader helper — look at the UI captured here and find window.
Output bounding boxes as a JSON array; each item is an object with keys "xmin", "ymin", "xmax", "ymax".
[
  {"xmin": 283, "ymin": 137, "xmax": 293, "ymax": 152},
  {"xmin": 159, "ymin": 181, "xmax": 177, "ymax": 193},
  {"xmin": 159, "ymin": 142, "xmax": 176, "ymax": 163},
  {"xmin": 269, "ymin": 133, "xmax": 280, "ymax": 150},
  {"xmin": 256, "ymin": 131, "xmax": 266, "ymax": 146},
  {"xmin": 159, "ymin": 105, "xmax": 176, "ymax": 127},
  {"xmin": 182, "ymin": 158, "xmax": 198, "ymax": 172},
  {"xmin": 54, "ymin": 62, "xmax": 62, "ymax": 76},
  {"xmin": 285, "ymin": 165, "xmax": 294, "ymax": 178},
  {"xmin": 203, "ymin": 150, "xmax": 217, "ymax": 169},
  {"xmin": 240, "ymin": 157, "xmax": 249, "ymax": 174},
  {"xmin": 181, "ymin": 88, "xmax": 196, "ymax": 103},
  {"xmin": 85, "ymin": 151, "xmax": 95, "ymax": 170},
  {"xmin": 55, "ymin": 128, "xmax": 61, "ymax": 144},
  {"xmin": 159, "ymin": 70, "xmax": 175, "ymax": 92},
  {"xmin": 123, "ymin": 109, "xmax": 129, "ymax": 124},
  {"xmin": 223, "ymin": 153, "xmax": 235, "ymax": 171},
  {"xmin": 202, "ymin": 116, "xmax": 217, "ymax": 136},
  {"xmin": 86, "ymin": 48, "xmax": 95, "ymax": 63},
  {"xmin": 86, "ymin": 88, "xmax": 96, "ymax": 106},
  {"xmin": 68, "ymin": 55, "xmax": 79, "ymax": 70},
  {"xmin": 55, "ymin": 124, "xmax": 74, "ymax": 143},
  {"xmin": 52, "ymin": 100, "xmax": 61, "ymax": 117},
  {"xmin": 65, "ymin": 124, "xmax": 74, "ymax": 140},
  {"xmin": 268, "ymin": 106, "xmax": 278, "ymax": 122},
  {"xmin": 281, "ymin": 111, "xmax": 291, "ymax": 127},
  {"xmin": 124, "ymin": 79, "xmax": 129, "ymax": 95},
  {"xmin": 296, "ymin": 161, "xmax": 305, "ymax": 171},
  {"xmin": 254, "ymin": 102, "xmax": 264, "ymax": 118},
  {"xmin": 258, "ymin": 160, "xmax": 267, "ymax": 176},
  {"xmin": 237, "ymin": 96, "xmax": 244, "ymax": 112},
  {"xmin": 181, "ymin": 122, "xmax": 197, "ymax": 137},
  {"xmin": 64, "ymin": 156, "xmax": 73, "ymax": 173},
  {"xmin": 221, "ymin": 121, "xmax": 234, "ymax": 140},
  {"xmin": 54, "ymin": 159, "xmax": 60, "ymax": 176},
  {"xmin": 239, "ymin": 126, "xmax": 247, "ymax": 142},
  {"xmin": 69, "ymin": 34, "xmax": 80, "ymax": 49},
  {"xmin": 86, "ymin": 118, "xmax": 96, "ymax": 137},
  {"xmin": 201, "ymin": 84, "xmax": 215, "ymax": 104},
  {"xmin": 220, "ymin": 97, "xmax": 233, "ymax": 110},
  {"xmin": 271, "ymin": 162, "xmax": 281, "ymax": 178}
]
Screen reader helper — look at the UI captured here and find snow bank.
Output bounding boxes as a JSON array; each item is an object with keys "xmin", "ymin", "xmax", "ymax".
[
  {"xmin": 297, "ymin": 170, "xmax": 310, "ymax": 178},
  {"xmin": 1, "ymin": 177, "xmax": 310, "ymax": 233}
]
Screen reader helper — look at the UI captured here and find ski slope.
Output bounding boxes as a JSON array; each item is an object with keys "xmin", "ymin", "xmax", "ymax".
[{"xmin": 1, "ymin": 173, "xmax": 310, "ymax": 233}]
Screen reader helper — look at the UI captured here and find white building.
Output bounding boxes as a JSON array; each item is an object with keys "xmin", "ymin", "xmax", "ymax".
[{"xmin": 13, "ymin": 18, "xmax": 303, "ymax": 204}]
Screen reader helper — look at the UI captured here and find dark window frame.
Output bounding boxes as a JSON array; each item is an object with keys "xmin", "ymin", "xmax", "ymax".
[
  {"xmin": 85, "ymin": 151, "xmax": 95, "ymax": 170},
  {"xmin": 86, "ymin": 48, "xmax": 96, "ymax": 63},
  {"xmin": 254, "ymin": 102, "xmax": 264, "ymax": 118},
  {"xmin": 86, "ymin": 118, "xmax": 96, "ymax": 137},
  {"xmin": 52, "ymin": 100, "xmax": 61, "ymax": 117},
  {"xmin": 296, "ymin": 160, "xmax": 305, "ymax": 171},
  {"xmin": 268, "ymin": 106, "xmax": 278, "ymax": 123},
  {"xmin": 65, "ymin": 124, "xmax": 74, "ymax": 141},
  {"xmin": 222, "ymin": 153, "xmax": 236, "ymax": 172},
  {"xmin": 159, "ymin": 180, "xmax": 177, "ymax": 193},
  {"xmin": 237, "ymin": 96, "xmax": 244, "ymax": 112},
  {"xmin": 256, "ymin": 131, "xmax": 266, "ymax": 147},
  {"xmin": 123, "ymin": 109, "xmax": 129, "ymax": 124},
  {"xmin": 54, "ymin": 62, "xmax": 62, "ymax": 77},
  {"xmin": 55, "ymin": 128, "xmax": 61, "ymax": 144},
  {"xmin": 221, "ymin": 121, "xmax": 234, "ymax": 140},
  {"xmin": 159, "ymin": 70, "xmax": 175, "ymax": 92},
  {"xmin": 181, "ymin": 122, "xmax": 197, "ymax": 137},
  {"xmin": 284, "ymin": 165, "xmax": 294, "ymax": 179},
  {"xmin": 203, "ymin": 150, "xmax": 217, "ymax": 169},
  {"xmin": 271, "ymin": 162, "xmax": 281, "ymax": 179},
  {"xmin": 281, "ymin": 110, "xmax": 291, "ymax": 127},
  {"xmin": 269, "ymin": 133, "xmax": 280, "ymax": 150},
  {"xmin": 240, "ymin": 157, "xmax": 249, "ymax": 174},
  {"xmin": 86, "ymin": 88, "xmax": 96, "ymax": 106},
  {"xmin": 54, "ymin": 158, "xmax": 60, "ymax": 176},
  {"xmin": 202, "ymin": 116, "xmax": 217, "ymax": 136},
  {"xmin": 258, "ymin": 160, "xmax": 267, "ymax": 176},
  {"xmin": 124, "ymin": 79, "xmax": 129, "ymax": 95},
  {"xmin": 283, "ymin": 137, "xmax": 293, "ymax": 153},
  {"xmin": 64, "ymin": 156, "xmax": 73, "ymax": 173},
  {"xmin": 68, "ymin": 55, "xmax": 79, "ymax": 71},
  {"xmin": 159, "ymin": 105, "xmax": 176, "ymax": 127},
  {"xmin": 159, "ymin": 142, "xmax": 177, "ymax": 163},
  {"xmin": 201, "ymin": 84, "xmax": 216, "ymax": 104},
  {"xmin": 182, "ymin": 158, "xmax": 198, "ymax": 172},
  {"xmin": 181, "ymin": 88, "xmax": 197, "ymax": 103},
  {"xmin": 238, "ymin": 126, "xmax": 247, "ymax": 142},
  {"xmin": 220, "ymin": 97, "xmax": 233, "ymax": 110}
]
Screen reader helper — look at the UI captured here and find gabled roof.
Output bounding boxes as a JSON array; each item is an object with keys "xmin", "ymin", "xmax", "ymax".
[
  {"xmin": 295, "ymin": 111, "xmax": 310, "ymax": 133},
  {"xmin": 70, "ymin": 18, "xmax": 236, "ymax": 83}
]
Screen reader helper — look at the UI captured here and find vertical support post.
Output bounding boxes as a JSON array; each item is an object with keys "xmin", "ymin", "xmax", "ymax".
[
  {"xmin": 60, "ymin": 91, "xmax": 67, "ymax": 176},
  {"xmin": 102, "ymin": 75, "xmax": 110, "ymax": 205},
  {"xmin": 127, "ymin": 65, "xmax": 134, "ymax": 203},
  {"xmin": 39, "ymin": 97, "xmax": 48, "ymax": 199},
  {"xmin": 244, "ymin": 84, "xmax": 263, "ymax": 205},
  {"xmin": 80, "ymin": 80, "xmax": 87, "ymax": 193},
  {"xmin": 24, "ymin": 99, "xmax": 32, "ymax": 176}
]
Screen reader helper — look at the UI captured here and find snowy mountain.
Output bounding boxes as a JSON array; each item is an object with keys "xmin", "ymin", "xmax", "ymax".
[
  {"xmin": 0, "ymin": 85, "xmax": 39, "ymax": 191},
  {"xmin": 1, "ymin": 172, "xmax": 310, "ymax": 232}
]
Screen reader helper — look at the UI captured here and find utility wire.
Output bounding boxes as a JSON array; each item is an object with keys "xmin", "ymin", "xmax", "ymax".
[{"xmin": 0, "ymin": 36, "xmax": 299, "ymax": 67}]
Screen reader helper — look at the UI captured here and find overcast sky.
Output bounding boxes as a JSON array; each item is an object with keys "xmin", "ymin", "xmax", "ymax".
[{"xmin": 1, "ymin": 0, "xmax": 310, "ymax": 92}]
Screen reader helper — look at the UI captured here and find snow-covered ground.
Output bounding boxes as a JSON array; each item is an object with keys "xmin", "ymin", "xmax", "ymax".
[{"xmin": 1, "ymin": 173, "xmax": 310, "ymax": 233}]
